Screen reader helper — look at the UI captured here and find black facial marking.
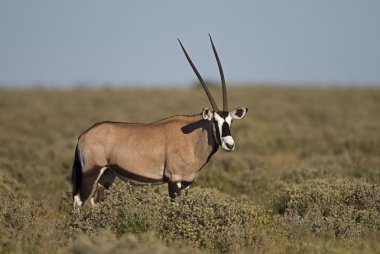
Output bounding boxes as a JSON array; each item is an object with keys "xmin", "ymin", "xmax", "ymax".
[
  {"xmin": 213, "ymin": 111, "xmax": 233, "ymax": 143},
  {"xmin": 213, "ymin": 119, "xmax": 222, "ymax": 144},
  {"xmin": 222, "ymin": 122, "xmax": 230, "ymax": 137},
  {"xmin": 218, "ymin": 111, "xmax": 229, "ymax": 118}
]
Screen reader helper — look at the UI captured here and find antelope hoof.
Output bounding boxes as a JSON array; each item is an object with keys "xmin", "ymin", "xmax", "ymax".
[{"xmin": 73, "ymin": 194, "xmax": 83, "ymax": 211}]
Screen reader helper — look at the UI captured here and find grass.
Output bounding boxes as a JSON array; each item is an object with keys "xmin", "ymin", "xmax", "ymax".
[{"xmin": 0, "ymin": 86, "xmax": 379, "ymax": 253}]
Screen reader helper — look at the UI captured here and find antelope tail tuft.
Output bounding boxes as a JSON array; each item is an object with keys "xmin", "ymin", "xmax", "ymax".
[{"xmin": 71, "ymin": 145, "xmax": 82, "ymax": 198}]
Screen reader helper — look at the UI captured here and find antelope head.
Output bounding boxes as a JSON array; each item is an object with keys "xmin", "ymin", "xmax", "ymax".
[{"xmin": 178, "ymin": 34, "xmax": 248, "ymax": 151}]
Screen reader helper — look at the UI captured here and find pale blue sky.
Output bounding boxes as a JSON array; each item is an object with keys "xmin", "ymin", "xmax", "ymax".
[{"xmin": 0, "ymin": 0, "xmax": 379, "ymax": 87}]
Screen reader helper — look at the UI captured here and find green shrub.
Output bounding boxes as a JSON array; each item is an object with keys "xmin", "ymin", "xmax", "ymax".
[
  {"xmin": 0, "ymin": 194, "xmax": 57, "ymax": 254},
  {"xmin": 61, "ymin": 183, "xmax": 272, "ymax": 253},
  {"xmin": 63, "ymin": 183, "xmax": 163, "ymax": 237},
  {"xmin": 158, "ymin": 188, "xmax": 272, "ymax": 252},
  {"xmin": 273, "ymin": 179, "xmax": 380, "ymax": 238}
]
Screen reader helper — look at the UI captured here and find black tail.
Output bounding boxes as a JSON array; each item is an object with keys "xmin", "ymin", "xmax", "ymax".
[{"xmin": 71, "ymin": 145, "xmax": 82, "ymax": 198}]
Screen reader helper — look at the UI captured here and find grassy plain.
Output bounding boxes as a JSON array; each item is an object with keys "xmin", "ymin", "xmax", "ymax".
[{"xmin": 0, "ymin": 86, "xmax": 379, "ymax": 253}]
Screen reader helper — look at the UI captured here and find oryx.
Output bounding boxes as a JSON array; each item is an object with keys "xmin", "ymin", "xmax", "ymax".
[{"xmin": 71, "ymin": 35, "xmax": 247, "ymax": 209}]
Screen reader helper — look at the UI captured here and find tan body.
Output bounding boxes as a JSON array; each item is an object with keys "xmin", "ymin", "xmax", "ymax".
[{"xmin": 73, "ymin": 114, "xmax": 218, "ymax": 206}]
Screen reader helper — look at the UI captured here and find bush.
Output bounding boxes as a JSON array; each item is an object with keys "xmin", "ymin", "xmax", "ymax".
[
  {"xmin": 273, "ymin": 179, "xmax": 380, "ymax": 238},
  {"xmin": 159, "ymin": 188, "xmax": 271, "ymax": 252},
  {"xmin": 0, "ymin": 194, "xmax": 56, "ymax": 254},
  {"xmin": 63, "ymin": 184, "xmax": 163, "ymax": 237},
  {"xmin": 61, "ymin": 183, "xmax": 272, "ymax": 253}
]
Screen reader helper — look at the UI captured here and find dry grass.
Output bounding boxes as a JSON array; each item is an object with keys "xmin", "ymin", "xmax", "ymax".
[{"xmin": 0, "ymin": 86, "xmax": 379, "ymax": 253}]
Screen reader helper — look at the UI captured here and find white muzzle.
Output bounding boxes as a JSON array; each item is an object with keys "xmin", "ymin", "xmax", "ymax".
[{"xmin": 221, "ymin": 136, "xmax": 235, "ymax": 151}]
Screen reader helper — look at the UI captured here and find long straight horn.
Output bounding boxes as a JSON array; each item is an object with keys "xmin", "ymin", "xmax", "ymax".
[
  {"xmin": 178, "ymin": 38, "xmax": 219, "ymax": 112},
  {"xmin": 209, "ymin": 34, "xmax": 228, "ymax": 111}
]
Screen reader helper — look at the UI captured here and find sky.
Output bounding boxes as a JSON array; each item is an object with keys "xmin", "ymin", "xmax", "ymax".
[{"xmin": 0, "ymin": 0, "xmax": 379, "ymax": 88}]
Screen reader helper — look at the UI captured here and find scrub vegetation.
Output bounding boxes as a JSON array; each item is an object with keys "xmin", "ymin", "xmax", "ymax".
[{"xmin": 0, "ymin": 86, "xmax": 379, "ymax": 253}]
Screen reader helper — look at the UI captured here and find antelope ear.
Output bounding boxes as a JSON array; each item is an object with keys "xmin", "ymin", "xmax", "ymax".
[
  {"xmin": 231, "ymin": 107, "xmax": 248, "ymax": 120},
  {"xmin": 202, "ymin": 107, "xmax": 213, "ymax": 120}
]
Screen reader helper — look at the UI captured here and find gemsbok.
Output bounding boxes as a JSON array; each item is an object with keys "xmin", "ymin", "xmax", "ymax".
[{"xmin": 71, "ymin": 35, "xmax": 248, "ymax": 209}]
